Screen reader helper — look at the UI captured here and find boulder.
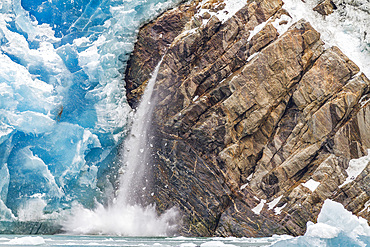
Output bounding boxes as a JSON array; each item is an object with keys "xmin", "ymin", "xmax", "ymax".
[{"xmin": 313, "ymin": 0, "xmax": 337, "ymax": 16}]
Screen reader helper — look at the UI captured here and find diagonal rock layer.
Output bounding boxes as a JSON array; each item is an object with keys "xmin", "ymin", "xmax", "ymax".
[{"xmin": 124, "ymin": 0, "xmax": 370, "ymax": 237}]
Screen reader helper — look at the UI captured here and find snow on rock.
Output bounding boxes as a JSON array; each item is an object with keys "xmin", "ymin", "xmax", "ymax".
[
  {"xmin": 339, "ymin": 149, "xmax": 370, "ymax": 188},
  {"xmin": 267, "ymin": 196, "xmax": 283, "ymax": 210},
  {"xmin": 360, "ymin": 200, "xmax": 370, "ymax": 213},
  {"xmin": 196, "ymin": 0, "xmax": 248, "ymax": 24},
  {"xmin": 302, "ymin": 179, "xmax": 321, "ymax": 192},
  {"xmin": 239, "ymin": 183, "xmax": 248, "ymax": 191},
  {"xmin": 252, "ymin": 199, "xmax": 266, "ymax": 215},
  {"xmin": 283, "ymin": 0, "xmax": 370, "ymax": 78},
  {"xmin": 274, "ymin": 203, "xmax": 287, "ymax": 215}
]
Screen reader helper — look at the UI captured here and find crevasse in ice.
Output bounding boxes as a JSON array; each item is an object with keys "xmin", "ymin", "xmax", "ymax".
[{"xmin": 0, "ymin": 0, "xmax": 180, "ymax": 223}]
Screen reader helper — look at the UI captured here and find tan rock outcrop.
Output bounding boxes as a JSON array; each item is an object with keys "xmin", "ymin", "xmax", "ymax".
[
  {"xmin": 124, "ymin": 0, "xmax": 370, "ymax": 237},
  {"xmin": 313, "ymin": 0, "xmax": 337, "ymax": 16}
]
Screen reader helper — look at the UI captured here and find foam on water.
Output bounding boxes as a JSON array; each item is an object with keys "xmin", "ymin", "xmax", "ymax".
[{"xmin": 0, "ymin": 234, "xmax": 291, "ymax": 246}]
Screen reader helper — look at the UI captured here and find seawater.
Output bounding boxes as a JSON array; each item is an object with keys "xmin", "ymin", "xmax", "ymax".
[
  {"xmin": 1, "ymin": 200, "xmax": 369, "ymax": 246},
  {"xmin": 0, "ymin": 235, "xmax": 286, "ymax": 247}
]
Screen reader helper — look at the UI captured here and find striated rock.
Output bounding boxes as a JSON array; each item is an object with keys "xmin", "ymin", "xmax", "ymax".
[
  {"xmin": 313, "ymin": 0, "xmax": 337, "ymax": 16},
  {"xmin": 124, "ymin": 0, "xmax": 370, "ymax": 237},
  {"xmin": 125, "ymin": 2, "xmax": 199, "ymax": 108}
]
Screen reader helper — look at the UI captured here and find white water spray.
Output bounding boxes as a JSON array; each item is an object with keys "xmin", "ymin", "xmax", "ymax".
[
  {"xmin": 62, "ymin": 59, "xmax": 178, "ymax": 236},
  {"xmin": 116, "ymin": 59, "xmax": 163, "ymax": 206}
]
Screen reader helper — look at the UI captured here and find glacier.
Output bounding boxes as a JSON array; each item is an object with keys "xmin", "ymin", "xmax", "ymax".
[{"xmin": 0, "ymin": 0, "xmax": 181, "ymax": 229}]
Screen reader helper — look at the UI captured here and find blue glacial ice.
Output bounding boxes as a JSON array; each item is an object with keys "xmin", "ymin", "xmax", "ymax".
[
  {"xmin": 272, "ymin": 200, "xmax": 370, "ymax": 247},
  {"xmin": 0, "ymin": 0, "xmax": 181, "ymax": 223}
]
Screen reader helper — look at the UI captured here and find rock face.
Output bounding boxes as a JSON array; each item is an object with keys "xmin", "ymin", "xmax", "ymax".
[
  {"xmin": 313, "ymin": 0, "xmax": 337, "ymax": 16},
  {"xmin": 124, "ymin": 0, "xmax": 370, "ymax": 237}
]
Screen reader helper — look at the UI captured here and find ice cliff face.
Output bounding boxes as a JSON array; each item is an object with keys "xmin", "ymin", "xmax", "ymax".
[
  {"xmin": 0, "ymin": 0, "xmax": 181, "ymax": 233},
  {"xmin": 125, "ymin": 0, "xmax": 370, "ymax": 237}
]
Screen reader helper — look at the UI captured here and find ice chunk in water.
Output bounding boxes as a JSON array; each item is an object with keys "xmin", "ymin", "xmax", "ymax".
[
  {"xmin": 8, "ymin": 236, "xmax": 45, "ymax": 245},
  {"xmin": 272, "ymin": 200, "xmax": 370, "ymax": 247}
]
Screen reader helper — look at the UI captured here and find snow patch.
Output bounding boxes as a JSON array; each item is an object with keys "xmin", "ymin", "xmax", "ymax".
[
  {"xmin": 196, "ymin": 0, "xmax": 248, "ymax": 24},
  {"xmin": 267, "ymin": 196, "xmax": 283, "ymax": 210},
  {"xmin": 270, "ymin": 13, "xmax": 293, "ymax": 36},
  {"xmin": 252, "ymin": 199, "xmax": 266, "ymax": 215},
  {"xmin": 302, "ymin": 179, "xmax": 320, "ymax": 192},
  {"xmin": 216, "ymin": 0, "xmax": 248, "ymax": 23},
  {"xmin": 246, "ymin": 52, "xmax": 259, "ymax": 62},
  {"xmin": 360, "ymin": 200, "xmax": 370, "ymax": 213},
  {"xmin": 339, "ymin": 149, "xmax": 370, "ymax": 188},
  {"xmin": 247, "ymin": 17, "xmax": 271, "ymax": 42},
  {"xmin": 274, "ymin": 203, "xmax": 287, "ymax": 215},
  {"xmin": 359, "ymin": 95, "xmax": 370, "ymax": 107},
  {"xmin": 239, "ymin": 183, "xmax": 248, "ymax": 190}
]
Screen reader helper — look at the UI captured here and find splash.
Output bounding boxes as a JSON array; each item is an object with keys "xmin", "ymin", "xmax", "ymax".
[{"xmin": 62, "ymin": 203, "xmax": 178, "ymax": 236}]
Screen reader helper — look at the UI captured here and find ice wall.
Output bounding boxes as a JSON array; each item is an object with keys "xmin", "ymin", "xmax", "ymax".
[{"xmin": 0, "ymin": 0, "xmax": 181, "ymax": 225}]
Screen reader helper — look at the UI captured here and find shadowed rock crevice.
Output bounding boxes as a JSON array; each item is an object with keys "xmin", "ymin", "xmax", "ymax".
[{"xmin": 124, "ymin": 0, "xmax": 370, "ymax": 237}]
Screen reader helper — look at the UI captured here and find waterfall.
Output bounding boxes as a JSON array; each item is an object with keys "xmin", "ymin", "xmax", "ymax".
[
  {"xmin": 116, "ymin": 59, "xmax": 163, "ymax": 206},
  {"xmin": 62, "ymin": 59, "xmax": 178, "ymax": 236}
]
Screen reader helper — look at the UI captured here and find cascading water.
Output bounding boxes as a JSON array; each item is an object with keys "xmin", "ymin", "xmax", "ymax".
[
  {"xmin": 62, "ymin": 59, "xmax": 179, "ymax": 236},
  {"xmin": 115, "ymin": 60, "xmax": 163, "ymax": 206}
]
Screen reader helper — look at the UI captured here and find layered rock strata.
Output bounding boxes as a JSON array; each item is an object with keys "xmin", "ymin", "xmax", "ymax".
[{"xmin": 124, "ymin": 0, "xmax": 370, "ymax": 237}]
